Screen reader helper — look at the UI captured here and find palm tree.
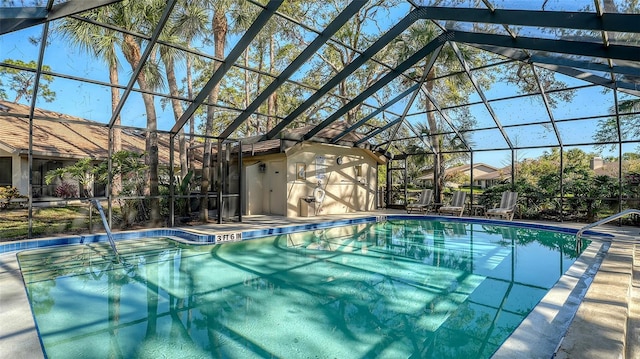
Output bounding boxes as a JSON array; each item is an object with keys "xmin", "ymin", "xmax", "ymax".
[
  {"xmin": 393, "ymin": 21, "xmax": 474, "ymax": 202},
  {"xmin": 200, "ymin": 1, "xmax": 229, "ymax": 222},
  {"xmin": 229, "ymin": 1, "xmax": 260, "ymax": 136},
  {"xmin": 158, "ymin": 4, "xmax": 202, "ymax": 180},
  {"xmin": 56, "ymin": 5, "xmax": 123, "ymax": 194},
  {"xmin": 172, "ymin": 2, "xmax": 209, "ymax": 175},
  {"xmin": 159, "ymin": 44, "xmax": 189, "ymax": 178},
  {"xmin": 111, "ymin": 0, "xmax": 166, "ymax": 224}
]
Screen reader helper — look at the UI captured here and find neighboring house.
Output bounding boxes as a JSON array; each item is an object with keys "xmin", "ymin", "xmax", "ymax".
[
  {"xmin": 590, "ymin": 156, "xmax": 620, "ymax": 177},
  {"xmin": 417, "ymin": 163, "xmax": 505, "ymax": 189},
  {"xmin": 473, "ymin": 165, "xmax": 512, "ymax": 188},
  {"xmin": 588, "ymin": 156, "xmax": 640, "ymax": 188},
  {"xmin": 0, "ymin": 100, "xmax": 188, "ymax": 198}
]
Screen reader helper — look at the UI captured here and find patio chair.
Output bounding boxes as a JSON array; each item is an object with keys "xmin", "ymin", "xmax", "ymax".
[
  {"xmin": 438, "ymin": 191, "xmax": 467, "ymax": 217},
  {"xmin": 406, "ymin": 189, "xmax": 434, "ymax": 214},
  {"xmin": 448, "ymin": 222, "xmax": 467, "ymax": 236},
  {"xmin": 486, "ymin": 191, "xmax": 518, "ymax": 221}
]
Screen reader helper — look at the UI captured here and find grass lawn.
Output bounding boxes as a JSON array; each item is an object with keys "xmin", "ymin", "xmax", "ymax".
[{"xmin": 0, "ymin": 206, "xmax": 104, "ymax": 241}]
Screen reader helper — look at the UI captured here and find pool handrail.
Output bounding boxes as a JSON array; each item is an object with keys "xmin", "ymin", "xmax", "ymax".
[
  {"xmin": 576, "ymin": 208, "xmax": 640, "ymax": 242},
  {"xmin": 90, "ymin": 199, "xmax": 121, "ymax": 263}
]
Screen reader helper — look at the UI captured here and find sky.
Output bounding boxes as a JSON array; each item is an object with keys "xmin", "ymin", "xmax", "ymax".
[{"xmin": 0, "ymin": 1, "xmax": 637, "ymax": 168}]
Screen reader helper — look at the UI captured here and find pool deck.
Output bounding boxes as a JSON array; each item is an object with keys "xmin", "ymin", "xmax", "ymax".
[{"xmin": 0, "ymin": 209, "xmax": 638, "ymax": 358}]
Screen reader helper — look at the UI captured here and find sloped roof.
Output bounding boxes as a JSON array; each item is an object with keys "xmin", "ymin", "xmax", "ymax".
[
  {"xmin": 417, "ymin": 162, "xmax": 499, "ymax": 180},
  {"xmin": 240, "ymin": 121, "xmax": 369, "ymax": 156},
  {"xmin": 446, "ymin": 163, "xmax": 499, "ymax": 174},
  {"xmin": 0, "ymin": 100, "xmax": 188, "ymax": 165},
  {"xmin": 593, "ymin": 161, "xmax": 620, "ymax": 177},
  {"xmin": 0, "ymin": 100, "xmax": 367, "ymax": 163},
  {"xmin": 474, "ymin": 166, "xmax": 511, "ymax": 180}
]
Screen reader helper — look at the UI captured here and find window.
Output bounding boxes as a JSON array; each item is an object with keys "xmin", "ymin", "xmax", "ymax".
[
  {"xmin": 32, "ymin": 159, "xmax": 60, "ymax": 197},
  {"xmin": 0, "ymin": 157, "xmax": 11, "ymax": 186}
]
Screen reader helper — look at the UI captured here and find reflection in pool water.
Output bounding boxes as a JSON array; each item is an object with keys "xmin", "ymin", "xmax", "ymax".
[{"xmin": 19, "ymin": 220, "xmax": 589, "ymax": 358}]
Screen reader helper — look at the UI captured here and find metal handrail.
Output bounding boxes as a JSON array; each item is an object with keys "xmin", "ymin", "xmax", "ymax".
[
  {"xmin": 576, "ymin": 209, "xmax": 640, "ymax": 241},
  {"xmin": 90, "ymin": 199, "xmax": 121, "ymax": 263}
]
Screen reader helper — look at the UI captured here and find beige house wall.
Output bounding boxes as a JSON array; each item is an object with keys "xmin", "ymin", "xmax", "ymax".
[
  {"xmin": 242, "ymin": 142, "xmax": 379, "ymax": 217},
  {"xmin": 462, "ymin": 165, "xmax": 496, "ymax": 189},
  {"xmin": 284, "ymin": 142, "xmax": 378, "ymax": 217},
  {"xmin": 243, "ymin": 154, "xmax": 288, "ymax": 216}
]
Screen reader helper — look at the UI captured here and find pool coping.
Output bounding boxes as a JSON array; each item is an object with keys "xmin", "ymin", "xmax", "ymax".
[{"xmin": 0, "ymin": 215, "xmax": 620, "ymax": 358}]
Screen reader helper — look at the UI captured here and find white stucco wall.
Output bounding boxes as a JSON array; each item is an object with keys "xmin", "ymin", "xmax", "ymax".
[
  {"xmin": 242, "ymin": 143, "xmax": 380, "ymax": 217},
  {"xmin": 285, "ymin": 143, "xmax": 378, "ymax": 217}
]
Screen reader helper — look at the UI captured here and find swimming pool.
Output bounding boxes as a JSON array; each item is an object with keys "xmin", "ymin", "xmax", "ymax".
[{"xmin": 17, "ymin": 218, "xmax": 599, "ymax": 358}]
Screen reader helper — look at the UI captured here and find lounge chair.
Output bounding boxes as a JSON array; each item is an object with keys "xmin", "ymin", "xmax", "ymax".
[
  {"xmin": 486, "ymin": 191, "xmax": 518, "ymax": 221},
  {"xmin": 406, "ymin": 189, "xmax": 434, "ymax": 214},
  {"xmin": 438, "ymin": 191, "xmax": 467, "ymax": 217}
]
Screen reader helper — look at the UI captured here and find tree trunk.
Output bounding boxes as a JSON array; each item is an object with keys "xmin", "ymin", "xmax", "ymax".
[
  {"xmin": 186, "ymin": 53, "xmax": 195, "ymax": 175},
  {"xmin": 244, "ymin": 50, "xmax": 252, "ymax": 136},
  {"xmin": 200, "ymin": 10, "xmax": 227, "ymax": 222},
  {"xmin": 163, "ymin": 54, "xmax": 188, "ymax": 178},
  {"xmin": 109, "ymin": 55, "xmax": 123, "ymax": 197},
  {"xmin": 267, "ymin": 37, "xmax": 276, "ymax": 132},
  {"xmin": 425, "ymin": 68, "xmax": 444, "ymax": 202},
  {"xmin": 122, "ymin": 33, "xmax": 161, "ymax": 225},
  {"xmin": 256, "ymin": 45, "xmax": 264, "ymax": 133}
]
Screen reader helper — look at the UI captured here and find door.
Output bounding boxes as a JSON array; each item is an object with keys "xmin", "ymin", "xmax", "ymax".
[{"xmin": 268, "ymin": 160, "xmax": 286, "ymax": 215}]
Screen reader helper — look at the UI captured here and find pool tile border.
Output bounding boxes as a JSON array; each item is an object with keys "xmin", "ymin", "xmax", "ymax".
[{"xmin": 0, "ymin": 215, "xmax": 611, "ymax": 255}]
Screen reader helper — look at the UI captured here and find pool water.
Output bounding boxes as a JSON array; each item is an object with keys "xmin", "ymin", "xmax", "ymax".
[{"xmin": 18, "ymin": 220, "xmax": 590, "ymax": 358}]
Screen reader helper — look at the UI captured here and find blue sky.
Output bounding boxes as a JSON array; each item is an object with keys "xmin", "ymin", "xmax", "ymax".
[{"xmin": 0, "ymin": 3, "xmax": 636, "ymax": 168}]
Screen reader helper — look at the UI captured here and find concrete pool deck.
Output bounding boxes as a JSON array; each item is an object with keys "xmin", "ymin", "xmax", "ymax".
[{"xmin": 0, "ymin": 210, "xmax": 638, "ymax": 358}]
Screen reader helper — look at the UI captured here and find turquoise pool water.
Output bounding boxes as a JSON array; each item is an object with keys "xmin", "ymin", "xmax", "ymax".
[{"xmin": 18, "ymin": 219, "xmax": 590, "ymax": 358}]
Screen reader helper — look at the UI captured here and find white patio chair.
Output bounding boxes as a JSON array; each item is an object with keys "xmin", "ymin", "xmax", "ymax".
[
  {"xmin": 406, "ymin": 189, "xmax": 434, "ymax": 214},
  {"xmin": 438, "ymin": 191, "xmax": 467, "ymax": 217},
  {"xmin": 486, "ymin": 191, "xmax": 518, "ymax": 221}
]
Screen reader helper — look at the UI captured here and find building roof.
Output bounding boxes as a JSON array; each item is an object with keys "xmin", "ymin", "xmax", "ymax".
[
  {"xmin": 0, "ymin": 100, "xmax": 188, "ymax": 165},
  {"xmin": 593, "ymin": 161, "xmax": 620, "ymax": 177},
  {"xmin": 446, "ymin": 163, "xmax": 499, "ymax": 174},
  {"xmin": 417, "ymin": 162, "xmax": 499, "ymax": 180},
  {"xmin": 474, "ymin": 166, "xmax": 512, "ymax": 181},
  {"xmin": 240, "ymin": 121, "xmax": 370, "ymax": 156},
  {"xmin": 0, "ymin": 100, "xmax": 370, "ymax": 164}
]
